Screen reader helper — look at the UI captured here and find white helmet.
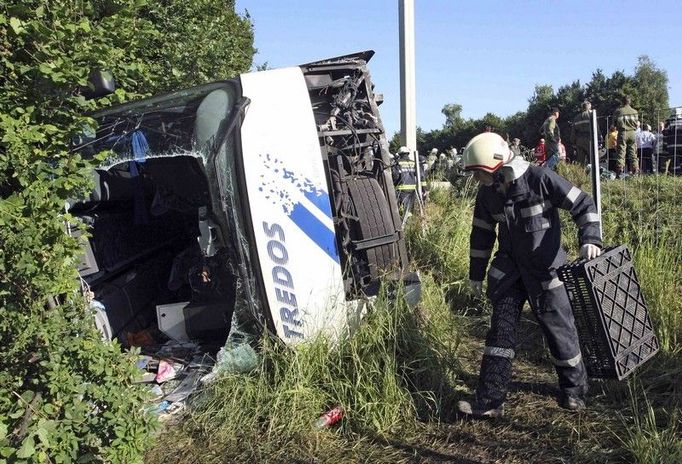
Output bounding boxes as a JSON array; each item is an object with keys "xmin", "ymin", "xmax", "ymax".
[
  {"xmin": 462, "ymin": 132, "xmax": 513, "ymax": 173},
  {"xmin": 398, "ymin": 146, "xmax": 410, "ymax": 154}
]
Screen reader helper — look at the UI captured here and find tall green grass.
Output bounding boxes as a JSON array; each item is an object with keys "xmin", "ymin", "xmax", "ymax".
[
  {"xmin": 406, "ymin": 180, "xmax": 483, "ymax": 312},
  {"xmin": 148, "ymin": 167, "xmax": 682, "ymax": 463},
  {"xmin": 620, "ymin": 383, "xmax": 682, "ymax": 464},
  {"xmin": 418, "ymin": 165, "xmax": 682, "ymax": 463},
  {"xmin": 147, "ymin": 275, "xmax": 460, "ymax": 463}
]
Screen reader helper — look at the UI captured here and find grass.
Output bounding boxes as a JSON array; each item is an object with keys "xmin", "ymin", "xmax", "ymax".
[
  {"xmin": 146, "ymin": 166, "xmax": 682, "ymax": 463},
  {"xmin": 147, "ymin": 275, "xmax": 462, "ymax": 463},
  {"xmin": 620, "ymin": 384, "xmax": 682, "ymax": 464}
]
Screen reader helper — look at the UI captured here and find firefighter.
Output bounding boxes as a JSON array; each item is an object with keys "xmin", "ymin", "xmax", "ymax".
[
  {"xmin": 456, "ymin": 132, "xmax": 602, "ymax": 418},
  {"xmin": 613, "ymin": 95, "xmax": 639, "ymax": 176},
  {"xmin": 571, "ymin": 101, "xmax": 593, "ymax": 165},
  {"xmin": 392, "ymin": 146, "xmax": 417, "ymax": 213}
]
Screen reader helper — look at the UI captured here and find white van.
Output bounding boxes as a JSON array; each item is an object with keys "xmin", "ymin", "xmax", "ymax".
[{"xmin": 73, "ymin": 51, "xmax": 417, "ymax": 350}]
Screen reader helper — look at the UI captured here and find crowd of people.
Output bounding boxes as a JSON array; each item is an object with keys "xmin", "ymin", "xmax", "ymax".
[
  {"xmin": 520, "ymin": 97, "xmax": 680, "ymax": 178},
  {"xmin": 390, "ymin": 97, "xmax": 680, "ymax": 214}
]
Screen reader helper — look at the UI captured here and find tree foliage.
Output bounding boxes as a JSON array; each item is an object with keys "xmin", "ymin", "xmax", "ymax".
[
  {"xmin": 414, "ymin": 55, "xmax": 670, "ymax": 158},
  {"xmin": 0, "ymin": 1, "xmax": 254, "ymax": 462},
  {"xmin": 632, "ymin": 55, "xmax": 670, "ymax": 125}
]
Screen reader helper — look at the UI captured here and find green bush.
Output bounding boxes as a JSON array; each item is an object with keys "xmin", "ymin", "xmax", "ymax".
[{"xmin": 0, "ymin": 1, "xmax": 254, "ymax": 461}]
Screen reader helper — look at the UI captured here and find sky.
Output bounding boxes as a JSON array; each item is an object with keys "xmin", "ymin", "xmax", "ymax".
[{"xmin": 235, "ymin": 0, "xmax": 680, "ymax": 136}]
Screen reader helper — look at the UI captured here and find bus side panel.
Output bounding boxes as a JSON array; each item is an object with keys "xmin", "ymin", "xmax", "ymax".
[{"xmin": 239, "ymin": 67, "xmax": 347, "ymax": 344}]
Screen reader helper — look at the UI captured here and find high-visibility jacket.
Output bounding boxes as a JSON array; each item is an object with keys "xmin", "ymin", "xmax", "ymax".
[
  {"xmin": 468, "ymin": 160, "xmax": 602, "ymax": 309},
  {"xmin": 393, "ymin": 158, "xmax": 417, "ymax": 191}
]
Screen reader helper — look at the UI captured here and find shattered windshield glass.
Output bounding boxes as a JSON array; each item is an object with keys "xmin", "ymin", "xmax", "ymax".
[{"xmin": 77, "ymin": 82, "xmax": 265, "ymax": 344}]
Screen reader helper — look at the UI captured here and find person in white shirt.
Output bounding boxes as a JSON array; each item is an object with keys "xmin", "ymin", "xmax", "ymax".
[{"xmin": 637, "ymin": 124, "xmax": 656, "ymax": 173}]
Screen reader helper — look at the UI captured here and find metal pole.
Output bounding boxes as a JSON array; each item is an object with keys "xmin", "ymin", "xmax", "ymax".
[
  {"xmin": 590, "ymin": 109, "xmax": 603, "ymax": 240},
  {"xmin": 399, "ymin": 0, "xmax": 416, "ymax": 152}
]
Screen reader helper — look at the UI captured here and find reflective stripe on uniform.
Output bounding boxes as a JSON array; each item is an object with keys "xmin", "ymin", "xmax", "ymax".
[
  {"xmin": 484, "ymin": 346, "xmax": 515, "ymax": 359},
  {"xmin": 470, "ymin": 248, "xmax": 493, "ymax": 259},
  {"xmin": 472, "ymin": 217, "xmax": 495, "ymax": 231},
  {"xmin": 396, "ymin": 185, "xmax": 416, "ymax": 190},
  {"xmin": 550, "ymin": 352, "xmax": 582, "ymax": 367},
  {"xmin": 563, "ymin": 186, "xmax": 581, "ymax": 209},
  {"xmin": 492, "ymin": 213, "xmax": 505, "ymax": 223},
  {"xmin": 541, "ymin": 277, "xmax": 564, "ymax": 290},
  {"xmin": 488, "ymin": 266, "xmax": 505, "ymax": 280},
  {"xmin": 520, "ymin": 202, "xmax": 546, "ymax": 218},
  {"xmin": 576, "ymin": 212, "xmax": 600, "ymax": 227}
]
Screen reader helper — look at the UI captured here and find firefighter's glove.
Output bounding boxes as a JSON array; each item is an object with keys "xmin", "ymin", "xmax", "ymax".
[
  {"xmin": 468, "ymin": 279, "xmax": 483, "ymax": 297},
  {"xmin": 580, "ymin": 244, "xmax": 602, "ymax": 260}
]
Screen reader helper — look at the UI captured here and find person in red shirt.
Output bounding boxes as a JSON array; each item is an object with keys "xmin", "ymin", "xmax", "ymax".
[{"xmin": 534, "ymin": 138, "xmax": 547, "ymax": 165}]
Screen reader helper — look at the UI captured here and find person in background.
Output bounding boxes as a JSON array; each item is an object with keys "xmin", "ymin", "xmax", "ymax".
[
  {"xmin": 456, "ymin": 132, "xmax": 601, "ymax": 418},
  {"xmin": 426, "ymin": 148, "xmax": 439, "ymax": 178},
  {"xmin": 541, "ymin": 107, "xmax": 561, "ymax": 170},
  {"xmin": 392, "ymin": 146, "xmax": 417, "ymax": 213},
  {"xmin": 606, "ymin": 125, "xmax": 618, "ymax": 172},
  {"xmin": 510, "ymin": 137, "xmax": 522, "ymax": 157},
  {"xmin": 558, "ymin": 139, "xmax": 567, "ymax": 163},
  {"xmin": 571, "ymin": 101, "xmax": 592, "ymax": 165},
  {"xmin": 637, "ymin": 124, "xmax": 656, "ymax": 173},
  {"xmin": 613, "ymin": 95, "xmax": 639, "ymax": 176},
  {"xmin": 534, "ymin": 138, "xmax": 547, "ymax": 165},
  {"xmin": 655, "ymin": 121, "xmax": 667, "ymax": 174}
]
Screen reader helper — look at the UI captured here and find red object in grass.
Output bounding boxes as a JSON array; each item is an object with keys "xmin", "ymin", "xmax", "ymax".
[{"xmin": 314, "ymin": 407, "xmax": 344, "ymax": 428}]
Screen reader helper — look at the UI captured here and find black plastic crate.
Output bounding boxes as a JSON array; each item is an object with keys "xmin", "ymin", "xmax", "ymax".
[{"xmin": 557, "ymin": 245, "xmax": 659, "ymax": 380}]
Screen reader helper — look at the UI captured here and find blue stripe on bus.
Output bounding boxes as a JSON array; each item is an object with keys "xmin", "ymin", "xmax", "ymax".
[{"xmin": 289, "ymin": 202, "xmax": 339, "ymax": 263}]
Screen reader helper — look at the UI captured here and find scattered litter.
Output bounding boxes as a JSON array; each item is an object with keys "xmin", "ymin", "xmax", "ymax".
[
  {"xmin": 164, "ymin": 370, "xmax": 204, "ymax": 403},
  {"xmin": 136, "ymin": 355, "xmax": 153, "ymax": 370},
  {"xmin": 314, "ymin": 407, "xmax": 344, "ymax": 428},
  {"xmin": 135, "ymin": 371, "xmax": 157, "ymax": 384},
  {"xmin": 156, "ymin": 340, "xmax": 201, "ymax": 360},
  {"xmin": 149, "ymin": 384, "xmax": 164, "ymax": 400},
  {"xmin": 158, "ymin": 401, "xmax": 186, "ymax": 422},
  {"xmin": 155, "ymin": 360, "xmax": 178, "ymax": 383},
  {"xmin": 200, "ymin": 342, "xmax": 258, "ymax": 384},
  {"xmin": 126, "ymin": 329, "xmax": 157, "ymax": 347},
  {"xmin": 154, "ymin": 400, "xmax": 171, "ymax": 414}
]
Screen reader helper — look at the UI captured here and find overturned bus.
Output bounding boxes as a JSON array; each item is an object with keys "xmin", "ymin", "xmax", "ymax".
[{"xmin": 72, "ymin": 51, "xmax": 417, "ymax": 351}]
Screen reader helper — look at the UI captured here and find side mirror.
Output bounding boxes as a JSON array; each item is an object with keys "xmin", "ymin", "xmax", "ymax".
[{"xmin": 82, "ymin": 69, "xmax": 116, "ymax": 99}]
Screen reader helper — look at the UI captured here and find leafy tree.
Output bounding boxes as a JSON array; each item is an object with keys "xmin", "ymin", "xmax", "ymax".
[
  {"xmin": 632, "ymin": 55, "xmax": 670, "ymax": 125},
  {"xmin": 139, "ymin": 0, "xmax": 255, "ymax": 93},
  {"xmin": 504, "ymin": 111, "xmax": 528, "ymax": 145},
  {"xmin": 441, "ymin": 103, "xmax": 465, "ymax": 131},
  {"xmin": 522, "ymin": 84, "xmax": 557, "ymax": 146},
  {"xmin": 0, "ymin": 1, "xmax": 254, "ymax": 462},
  {"xmin": 586, "ymin": 69, "xmax": 636, "ymax": 135},
  {"xmin": 418, "ymin": 57, "xmax": 670, "ymax": 161},
  {"xmin": 555, "ymin": 80, "xmax": 585, "ymax": 153}
]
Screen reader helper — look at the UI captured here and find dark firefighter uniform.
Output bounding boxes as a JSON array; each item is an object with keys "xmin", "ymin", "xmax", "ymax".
[
  {"xmin": 571, "ymin": 110, "xmax": 592, "ymax": 165},
  {"xmin": 469, "ymin": 160, "xmax": 602, "ymax": 408},
  {"xmin": 613, "ymin": 103, "xmax": 639, "ymax": 173},
  {"xmin": 392, "ymin": 155, "xmax": 417, "ymax": 212}
]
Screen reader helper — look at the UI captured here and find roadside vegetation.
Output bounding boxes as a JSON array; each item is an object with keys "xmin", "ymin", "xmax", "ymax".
[
  {"xmin": 148, "ymin": 165, "xmax": 682, "ymax": 463},
  {"xmin": 2, "ymin": 2, "xmax": 679, "ymax": 462},
  {"xmin": 0, "ymin": 2, "xmax": 254, "ymax": 462}
]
